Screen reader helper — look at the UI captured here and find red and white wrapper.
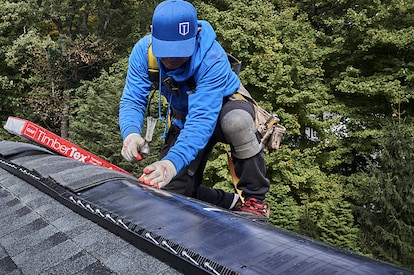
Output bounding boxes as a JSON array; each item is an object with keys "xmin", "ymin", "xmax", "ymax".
[{"xmin": 4, "ymin": 116, "xmax": 130, "ymax": 175}]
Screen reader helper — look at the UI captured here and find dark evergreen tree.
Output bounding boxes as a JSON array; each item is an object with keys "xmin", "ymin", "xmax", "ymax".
[
  {"xmin": 297, "ymin": 0, "xmax": 414, "ymax": 175},
  {"xmin": 355, "ymin": 118, "xmax": 414, "ymax": 270},
  {"xmin": 0, "ymin": 0, "xmax": 156, "ymax": 138}
]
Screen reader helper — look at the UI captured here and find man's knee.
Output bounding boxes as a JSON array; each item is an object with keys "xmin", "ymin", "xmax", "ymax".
[{"xmin": 221, "ymin": 109, "xmax": 261, "ymax": 159}]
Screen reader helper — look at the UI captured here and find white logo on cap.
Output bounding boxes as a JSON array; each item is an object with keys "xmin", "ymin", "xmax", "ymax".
[{"xmin": 179, "ymin": 22, "xmax": 190, "ymax": 36}]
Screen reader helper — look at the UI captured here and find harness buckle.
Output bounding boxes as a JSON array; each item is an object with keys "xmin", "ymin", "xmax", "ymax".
[{"xmin": 162, "ymin": 76, "xmax": 182, "ymax": 98}]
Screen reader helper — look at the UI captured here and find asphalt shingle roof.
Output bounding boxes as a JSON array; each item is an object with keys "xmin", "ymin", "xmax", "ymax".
[
  {"xmin": 0, "ymin": 166, "xmax": 181, "ymax": 275},
  {"xmin": 1, "ymin": 139, "xmax": 412, "ymax": 275}
]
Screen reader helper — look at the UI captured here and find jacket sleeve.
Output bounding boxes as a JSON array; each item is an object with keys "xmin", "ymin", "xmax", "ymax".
[{"xmin": 119, "ymin": 36, "xmax": 153, "ymax": 140}]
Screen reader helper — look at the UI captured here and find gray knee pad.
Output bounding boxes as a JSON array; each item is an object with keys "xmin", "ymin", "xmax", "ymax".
[{"xmin": 221, "ymin": 109, "xmax": 261, "ymax": 159}]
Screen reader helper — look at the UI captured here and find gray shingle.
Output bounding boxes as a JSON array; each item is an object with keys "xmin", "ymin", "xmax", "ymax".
[
  {"xmin": 0, "ymin": 209, "xmax": 39, "ymax": 237},
  {"xmin": 39, "ymin": 251, "xmax": 97, "ymax": 275},
  {"xmin": 77, "ymin": 261, "xmax": 114, "ymax": 275},
  {"xmin": 50, "ymin": 211, "xmax": 95, "ymax": 238},
  {"xmin": 1, "ymin": 218, "xmax": 49, "ymax": 247},
  {"xmin": 0, "ymin": 255, "xmax": 21, "ymax": 275},
  {"xmin": 35, "ymin": 201, "xmax": 73, "ymax": 222},
  {"xmin": 0, "ymin": 140, "xmax": 52, "ymax": 156},
  {"xmin": 17, "ymin": 239, "xmax": 83, "ymax": 274},
  {"xmin": 2, "ymin": 224, "xmax": 59, "ymax": 257},
  {"xmin": 21, "ymin": 193, "xmax": 50, "ymax": 210},
  {"xmin": 0, "ymin": 197, "xmax": 21, "ymax": 218}
]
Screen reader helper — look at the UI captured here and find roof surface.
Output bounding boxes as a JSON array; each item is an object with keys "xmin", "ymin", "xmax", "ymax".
[
  {"xmin": 1, "ymin": 139, "xmax": 412, "ymax": 275},
  {"xmin": 0, "ymin": 145, "xmax": 181, "ymax": 274}
]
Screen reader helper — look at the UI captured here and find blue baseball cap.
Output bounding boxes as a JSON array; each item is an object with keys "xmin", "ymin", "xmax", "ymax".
[{"xmin": 151, "ymin": 0, "xmax": 198, "ymax": 58}]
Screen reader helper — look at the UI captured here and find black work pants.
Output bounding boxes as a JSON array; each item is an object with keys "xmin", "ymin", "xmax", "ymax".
[{"xmin": 160, "ymin": 99, "xmax": 270, "ymax": 209}]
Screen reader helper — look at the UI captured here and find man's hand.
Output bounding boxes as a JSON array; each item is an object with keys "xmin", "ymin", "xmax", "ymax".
[
  {"xmin": 138, "ymin": 160, "xmax": 176, "ymax": 189},
  {"xmin": 121, "ymin": 133, "xmax": 146, "ymax": 162}
]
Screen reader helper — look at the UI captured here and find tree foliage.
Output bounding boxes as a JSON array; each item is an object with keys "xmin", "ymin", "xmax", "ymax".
[
  {"xmin": 299, "ymin": 0, "xmax": 414, "ymax": 171},
  {"xmin": 1, "ymin": 0, "xmax": 413, "ymax": 269},
  {"xmin": 1, "ymin": 0, "xmax": 155, "ymax": 137},
  {"xmin": 354, "ymin": 118, "xmax": 414, "ymax": 269}
]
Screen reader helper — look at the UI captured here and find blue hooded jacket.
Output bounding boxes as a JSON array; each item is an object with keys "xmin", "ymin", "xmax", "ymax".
[{"xmin": 119, "ymin": 20, "xmax": 241, "ymax": 173}]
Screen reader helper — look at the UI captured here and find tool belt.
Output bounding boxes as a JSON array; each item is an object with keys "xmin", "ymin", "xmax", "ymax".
[{"xmin": 230, "ymin": 84, "xmax": 286, "ymax": 150}]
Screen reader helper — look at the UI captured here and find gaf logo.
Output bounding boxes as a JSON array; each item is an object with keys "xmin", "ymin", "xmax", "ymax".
[
  {"xmin": 24, "ymin": 124, "xmax": 38, "ymax": 139},
  {"xmin": 179, "ymin": 22, "xmax": 190, "ymax": 36}
]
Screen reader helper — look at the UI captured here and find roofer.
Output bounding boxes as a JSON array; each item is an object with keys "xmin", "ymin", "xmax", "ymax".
[{"xmin": 119, "ymin": 0, "xmax": 270, "ymax": 218}]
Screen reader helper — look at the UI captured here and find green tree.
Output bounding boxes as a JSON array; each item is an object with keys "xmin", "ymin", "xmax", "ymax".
[
  {"xmin": 298, "ymin": 0, "xmax": 414, "ymax": 173},
  {"xmin": 295, "ymin": 0, "xmax": 414, "ymax": 263},
  {"xmin": 0, "ymin": 0, "xmax": 155, "ymax": 138},
  {"xmin": 266, "ymin": 146, "xmax": 359, "ymax": 250},
  {"xmin": 69, "ymin": 59, "xmax": 127, "ymax": 168},
  {"xmin": 0, "ymin": 1, "xmax": 40, "ymax": 138},
  {"xmin": 354, "ymin": 118, "xmax": 414, "ymax": 270}
]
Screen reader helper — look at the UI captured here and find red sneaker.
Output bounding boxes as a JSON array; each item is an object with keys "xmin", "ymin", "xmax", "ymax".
[{"xmin": 239, "ymin": 198, "xmax": 270, "ymax": 218}]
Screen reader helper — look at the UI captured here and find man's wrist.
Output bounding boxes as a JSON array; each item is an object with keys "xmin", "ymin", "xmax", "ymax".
[{"xmin": 162, "ymin": 155, "xmax": 182, "ymax": 174}]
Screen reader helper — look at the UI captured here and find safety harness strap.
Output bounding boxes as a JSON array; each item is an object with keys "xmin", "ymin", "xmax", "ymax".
[{"xmin": 223, "ymin": 144, "xmax": 244, "ymax": 203}]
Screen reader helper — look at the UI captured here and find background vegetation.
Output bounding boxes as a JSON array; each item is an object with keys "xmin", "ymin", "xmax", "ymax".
[{"xmin": 1, "ymin": 0, "xmax": 412, "ymax": 269}]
